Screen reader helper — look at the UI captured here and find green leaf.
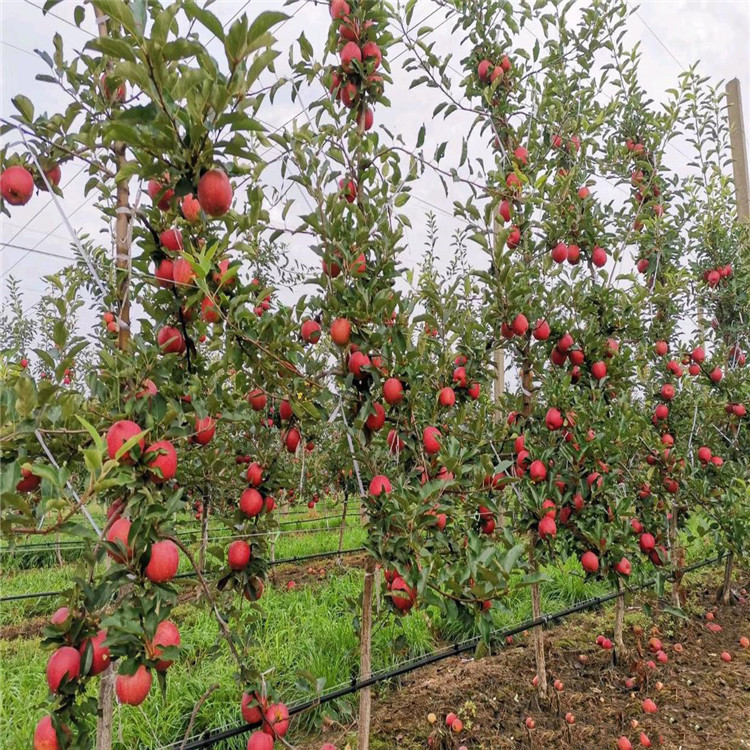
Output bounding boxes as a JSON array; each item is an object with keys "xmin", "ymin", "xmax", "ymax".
[
  {"xmin": 416, "ymin": 124, "xmax": 425, "ymax": 148},
  {"xmin": 161, "ymin": 39, "xmax": 204, "ymax": 61},
  {"xmin": 75, "ymin": 415, "xmax": 106, "ymax": 452},
  {"xmin": 85, "ymin": 37, "xmax": 137, "ymax": 62},
  {"xmin": 246, "ymin": 10, "xmax": 288, "ymax": 46},
  {"xmin": 12, "ymin": 95, "xmax": 34, "ymax": 123},
  {"xmin": 662, "ymin": 605, "xmax": 688, "ymax": 620},
  {"xmin": 92, "ymin": 0, "xmax": 138, "ymax": 36},
  {"xmin": 42, "ymin": 0, "xmax": 64, "ymax": 12},
  {"xmin": 184, "ymin": 0, "xmax": 225, "ymax": 41},
  {"xmin": 74, "ymin": 5, "xmax": 85, "ymax": 27},
  {"xmin": 131, "ymin": 0, "xmax": 147, "ymax": 34},
  {"xmin": 14, "ymin": 376, "xmax": 37, "ymax": 418}
]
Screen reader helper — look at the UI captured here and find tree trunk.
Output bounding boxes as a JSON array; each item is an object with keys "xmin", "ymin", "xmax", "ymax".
[
  {"xmin": 198, "ymin": 495, "xmax": 209, "ymax": 574},
  {"xmin": 528, "ymin": 546, "xmax": 547, "ymax": 700},
  {"xmin": 356, "ymin": 556, "xmax": 376, "ymax": 749},
  {"xmin": 720, "ymin": 552, "xmax": 734, "ymax": 605},
  {"xmin": 96, "ymin": 663, "xmax": 116, "ymax": 750},
  {"xmin": 669, "ymin": 504, "xmax": 682, "ymax": 607},
  {"xmin": 614, "ymin": 579, "xmax": 626, "ymax": 653},
  {"xmin": 337, "ymin": 490, "xmax": 348, "ymax": 562}
]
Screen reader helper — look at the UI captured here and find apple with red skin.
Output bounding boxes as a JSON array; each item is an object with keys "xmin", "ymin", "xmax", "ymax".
[
  {"xmin": 468, "ymin": 382, "xmax": 480, "ymax": 399},
  {"xmin": 47, "ymin": 646, "xmax": 81, "ymax": 693},
  {"xmin": 567, "ymin": 244, "xmax": 581, "ymax": 264},
  {"xmin": 330, "ymin": 317, "xmax": 351, "ymax": 346},
  {"xmin": 615, "ymin": 557, "xmax": 631, "ymax": 576},
  {"xmin": 511, "ymin": 313, "xmax": 529, "ymax": 336},
  {"xmin": 551, "ymin": 242, "xmax": 568, "ymax": 263},
  {"xmin": 617, "ymin": 738, "xmax": 633, "ymax": 750},
  {"xmin": 1, "ymin": 165, "xmax": 35, "ymax": 206},
  {"xmin": 262, "ymin": 702, "xmax": 290, "ymax": 737},
  {"xmin": 391, "ymin": 576, "xmax": 416, "ymax": 611},
  {"xmin": 507, "ymin": 225, "xmax": 521, "ymax": 248},
  {"xmin": 107, "ymin": 518, "xmax": 133, "ymax": 563},
  {"xmin": 33, "ymin": 714, "xmax": 63, "ymax": 750},
  {"xmin": 477, "ymin": 59, "xmax": 492, "ymax": 82},
  {"xmin": 284, "ymin": 427, "xmax": 301, "ymax": 453},
  {"xmin": 301, "ymin": 319, "xmax": 321, "ymax": 343},
  {"xmin": 106, "ymin": 420, "xmax": 145, "ymax": 463},
  {"xmin": 201, "ymin": 295, "xmax": 220, "ymax": 323},
  {"xmin": 228, "ymin": 540, "xmax": 251, "ymax": 570},
  {"xmin": 642, "ymin": 698, "xmax": 657, "ymax": 714},
  {"xmin": 278, "ymin": 400, "xmax": 293, "ymax": 421},
  {"xmin": 348, "ymin": 351, "xmax": 371, "ymax": 378},
  {"xmin": 383, "ymin": 378, "xmax": 404, "ymax": 405},
  {"xmin": 439, "ymin": 387, "xmax": 456, "ymax": 407},
  {"xmin": 387, "ymin": 429, "xmax": 404, "ymax": 453},
  {"xmin": 179, "ymin": 192, "xmax": 201, "ymax": 222},
  {"xmin": 545, "ymin": 408, "xmax": 563, "ymax": 430},
  {"xmin": 538, "ymin": 516, "xmax": 556, "ymax": 539},
  {"xmin": 144, "ymin": 540, "xmax": 179, "ymax": 583},
  {"xmin": 697, "ymin": 446, "xmax": 712, "ymax": 463},
  {"xmin": 529, "ymin": 460, "xmax": 547, "ymax": 482},
  {"xmin": 151, "ymin": 620, "xmax": 180, "ymax": 670},
  {"xmin": 16, "ymin": 466, "xmax": 41, "ymax": 493},
  {"xmin": 709, "ymin": 366, "xmax": 723, "ymax": 383},
  {"xmin": 157, "ymin": 325, "xmax": 186, "ymax": 354},
  {"xmin": 116, "ymin": 664, "xmax": 152, "ymax": 705},
  {"xmin": 247, "ymin": 732, "xmax": 273, "ymax": 750},
  {"xmin": 147, "ymin": 178, "xmax": 174, "ymax": 210},
  {"xmin": 533, "ymin": 319, "xmax": 550, "ymax": 340},
  {"xmin": 369, "ymin": 475, "xmax": 392, "ymax": 496},
  {"xmin": 197, "ymin": 169, "xmax": 233, "ymax": 217},
  {"xmin": 423, "ymin": 426, "xmax": 442, "ymax": 454},
  {"xmin": 498, "ymin": 199, "xmax": 512, "ymax": 223},
  {"xmin": 591, "ymin": 246, "xmax": 607, "ymax": 267},
  {"xmin": 145, "ymin": 440, "xmax": 177, "ymax": 483},
  {"xmin": 160, "ymin": 228, "xmax": 183, "ymax": 252},
  {"xmin": 194, "ymin": 416, "xmax": 216, "ymax": 445},
  {"xmin": 591, "ymin": 361, "xmax": 607, "ymax": 380},
  {"xmin": 247, "ymin": 389, "xmax": 267, "ymax": 412},
  {"xmin": 362, "ymin": 41, "xmax": 381, "ymax": 69},
  {"xmin": 241, "ymin": 691, "xmax": 267, "ymax": 724},
  {"xmin": 365, "ymin": 402, "xmax": 386, "ymax": 431},
  {"xmin": 51, "ymin": 607, "xmax": 70, "ymax": 626},
  {"xmin": 79, "ymin": 629, "xmax": 110, "ymax": 675},
  {"xmin": 246, "ymin": 462, "xmax": 263, "ymax": 486},
  {"xmin": 241, "ymin": 488, "xmax": 264, "ymax": 518},
  {"xmin": 154, "ymin": 258, "xmax": 174, "ymax": 287},
  {"xmin": 581, "ymin": 551, "xmax": 599, "ymax": 573}
]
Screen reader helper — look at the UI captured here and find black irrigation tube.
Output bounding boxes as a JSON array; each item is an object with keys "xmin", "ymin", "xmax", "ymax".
[
  {"xmin": 1, "ymin": 515, "xmax": 359, "ymax": 556},
  {"xmin": 0, "ymin": 547, "xmax": 366, "ymax": 604},
  {"xmin": 176, "ymin": 553, "xmax": 725, "ymax": 750}
]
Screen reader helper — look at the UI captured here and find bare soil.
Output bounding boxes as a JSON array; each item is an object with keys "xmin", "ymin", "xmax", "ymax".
[{"xmin": 305, "ymin": 573, "xmax": 750, "ymax": 750}]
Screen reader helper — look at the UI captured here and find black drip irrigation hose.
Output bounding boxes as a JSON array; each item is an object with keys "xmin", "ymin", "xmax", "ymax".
[
  {"xmin": 174, "ymin": 553, "xmax": 725, "ymax": 750},
  {"xmin": 0, "ymin": 547, "xmax": 366, "ymax": 604},
  {"xmin": 1, "ymin": 514, "xmax": 359, "ymax": 556}
]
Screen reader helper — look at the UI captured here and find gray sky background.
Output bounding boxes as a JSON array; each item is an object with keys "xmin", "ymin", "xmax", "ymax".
[{"xmin": 1, "ymin": 0, "xmax": 749, "ymax": 331}]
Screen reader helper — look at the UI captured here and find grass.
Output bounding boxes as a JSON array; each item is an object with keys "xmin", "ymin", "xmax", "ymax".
[{"xmin": 0, "ymin": 511, "xmax": 725, "ymax": 749}]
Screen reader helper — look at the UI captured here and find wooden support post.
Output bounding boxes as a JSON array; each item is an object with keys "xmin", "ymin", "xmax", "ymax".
[
  {"xmin": 93, "ymin": 6, "xmax": 132, "ymax": 748},
  {"xmin": 356, "ymin": 555, "xmax": 376, "ymax": 750},
  {"xmin": 727, "ymin": 79, "xmax": 750, "ymax": 222}
]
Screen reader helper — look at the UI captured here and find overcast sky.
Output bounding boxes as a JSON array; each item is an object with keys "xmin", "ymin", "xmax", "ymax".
[{"xmin": 1, "ymin": 0, "xmax": 749, "ymax": 329}]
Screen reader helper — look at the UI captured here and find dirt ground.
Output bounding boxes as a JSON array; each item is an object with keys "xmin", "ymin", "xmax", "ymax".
[{"xmin": 304, "ymin": 574, "xmax": 750, "ymax": 750}]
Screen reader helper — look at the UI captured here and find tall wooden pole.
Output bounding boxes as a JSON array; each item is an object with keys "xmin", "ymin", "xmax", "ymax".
[
  {"xmin": 726, "ymin": 79, "xmax": 749, "ymax": 222},
  {"xmin": 719, "ymin": 78, "xmax": 748, "ymax": 603},
  {"xmin": 93, "ymin": 5, "xmax": 132, "ymax": 747}
]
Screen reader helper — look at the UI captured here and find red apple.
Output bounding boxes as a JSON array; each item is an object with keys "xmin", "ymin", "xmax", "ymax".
[
  {"xmin": 197, "ymin": 168, "xmax": 233, "ymax": 217},
  {"xmin": 47, "ymin": 646, "xmax": 81, "ymax": 693},
  {"xmin": 151, "ymin": 620, "xmax": 180, "ymax": 670},
  {"xmin": 147, "ymin": 178, "xmax": 174, "ymax": 210},
  {"xmin": 145, "ymin": 440, "xmax": 177, "ymax": 483},
  {"xmin": 247, "ymin": 731, "xmax": 273, "ymax": 750},
  {"xmin": 106, "ymin": 518, "xmax": 133, "ymax": 563},
  {"xmin": 581, "ymin": 551, "xmax": 599, "ymax": 573},
  {"xmin": 301, "ymin": 319, "xmax": 321, "ymax": 343},
  {"xmin": 529, "ymin": 460, "xmax": 546, "ymax": 482},
  {"xmin": 228, "ymin": 540, "xmax": 251, "ymax": 570},
  {"xmin": 330, "ymin": 318, "xmax": 351, "ymax": 346},
  {"xmin": 241, "ymin": 691, "xmax": 267, "ymax": 724},
  {"xmin": 106, "ymin": 420, "xmax": 145, "ymax": 463},
  {"xmin": 248, "ymin": 389, "xmax": 267, "ymax": 412},
  {"xmin": 241, "ymin": 488, "xmax": 264, "ymax": 517},
  {"xmin": 551, "ymin": 242, "xmax": 568, "ymax": 263},
  {"xmin": 246, "ymin": 462, "xmax": 263, "ymax": 486},
  {"xmin": 365, "ymin": 402, "xmax": 386, "ymax": 431},
  {"xmin": 1, "ymin": 165, "xmax": 34, "ymax": 205},
  {"xmin": 368, "ymin": 474, "xmax": 392, "ymax": 496},
  {"xmin": 383, "ymin": 377, "xmax": 404, "ymax": 405},
  {"xmin": 423, "ymin": 426, "xmax": 442, "ymax": 454},
  {"xmin": 438, "ymin": 387, "xmax": 456, "ymax": 407},
  {"xmin": 160, "ymin": 228, "xmax": 183, "ymax": 252},
  {"xmin": 194, "ymin": 416, "xmax": 216, "ymax": 445},
  {"xmin": 262, "ymin": 702, "xmax": 290, "ymax": 738},
  {"xmin": 391, "ymin": 576, "xmax": 416, "ymax": 612},
  {"xmin": 79, "ymin": 629, "xmax": 110, "ymax": 675},
  {"xmin": 33, "ymin": 715, "xmax": 62, "ymax": 750},
  {"xmin": 116, "ymin": 664, "xmax": 152, "ymax": 705},
  {"xmin": 144, "ymin": 540, "xmax": 179, "ymax": 583}
]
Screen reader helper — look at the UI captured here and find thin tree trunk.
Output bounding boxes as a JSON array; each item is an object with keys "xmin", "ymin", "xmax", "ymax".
[
  {"xmin": 528, "ymin": 546, "xmax": 547, "ymax": 699},
  {"xmin": 198, "ymin": 495, "xmax": 209, "ymax": 574},
  {"xmin": 669, "ymin": 504, "xmax": 682, "ymax": 607},
  {"xmin": 96, "ymin": 664, "xmax": 116, "ymax": 750},
  {"xmin": 720, "ymin": 552, "xmax": 734, "ymax": 605},
  {"xmin": 614, "ymin": 579, "xmax": 626, "ymax": 653},
  {"xmin": 356, "ymin": 555, "xmax": 376, "ymax": 750},
  {"xmin": 337, "ymin": 490, "xmax": 349, "ymax": 561},
  {"xmin": 55, "ymin": 532, "xmax": 63, "ymax": 567}
]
